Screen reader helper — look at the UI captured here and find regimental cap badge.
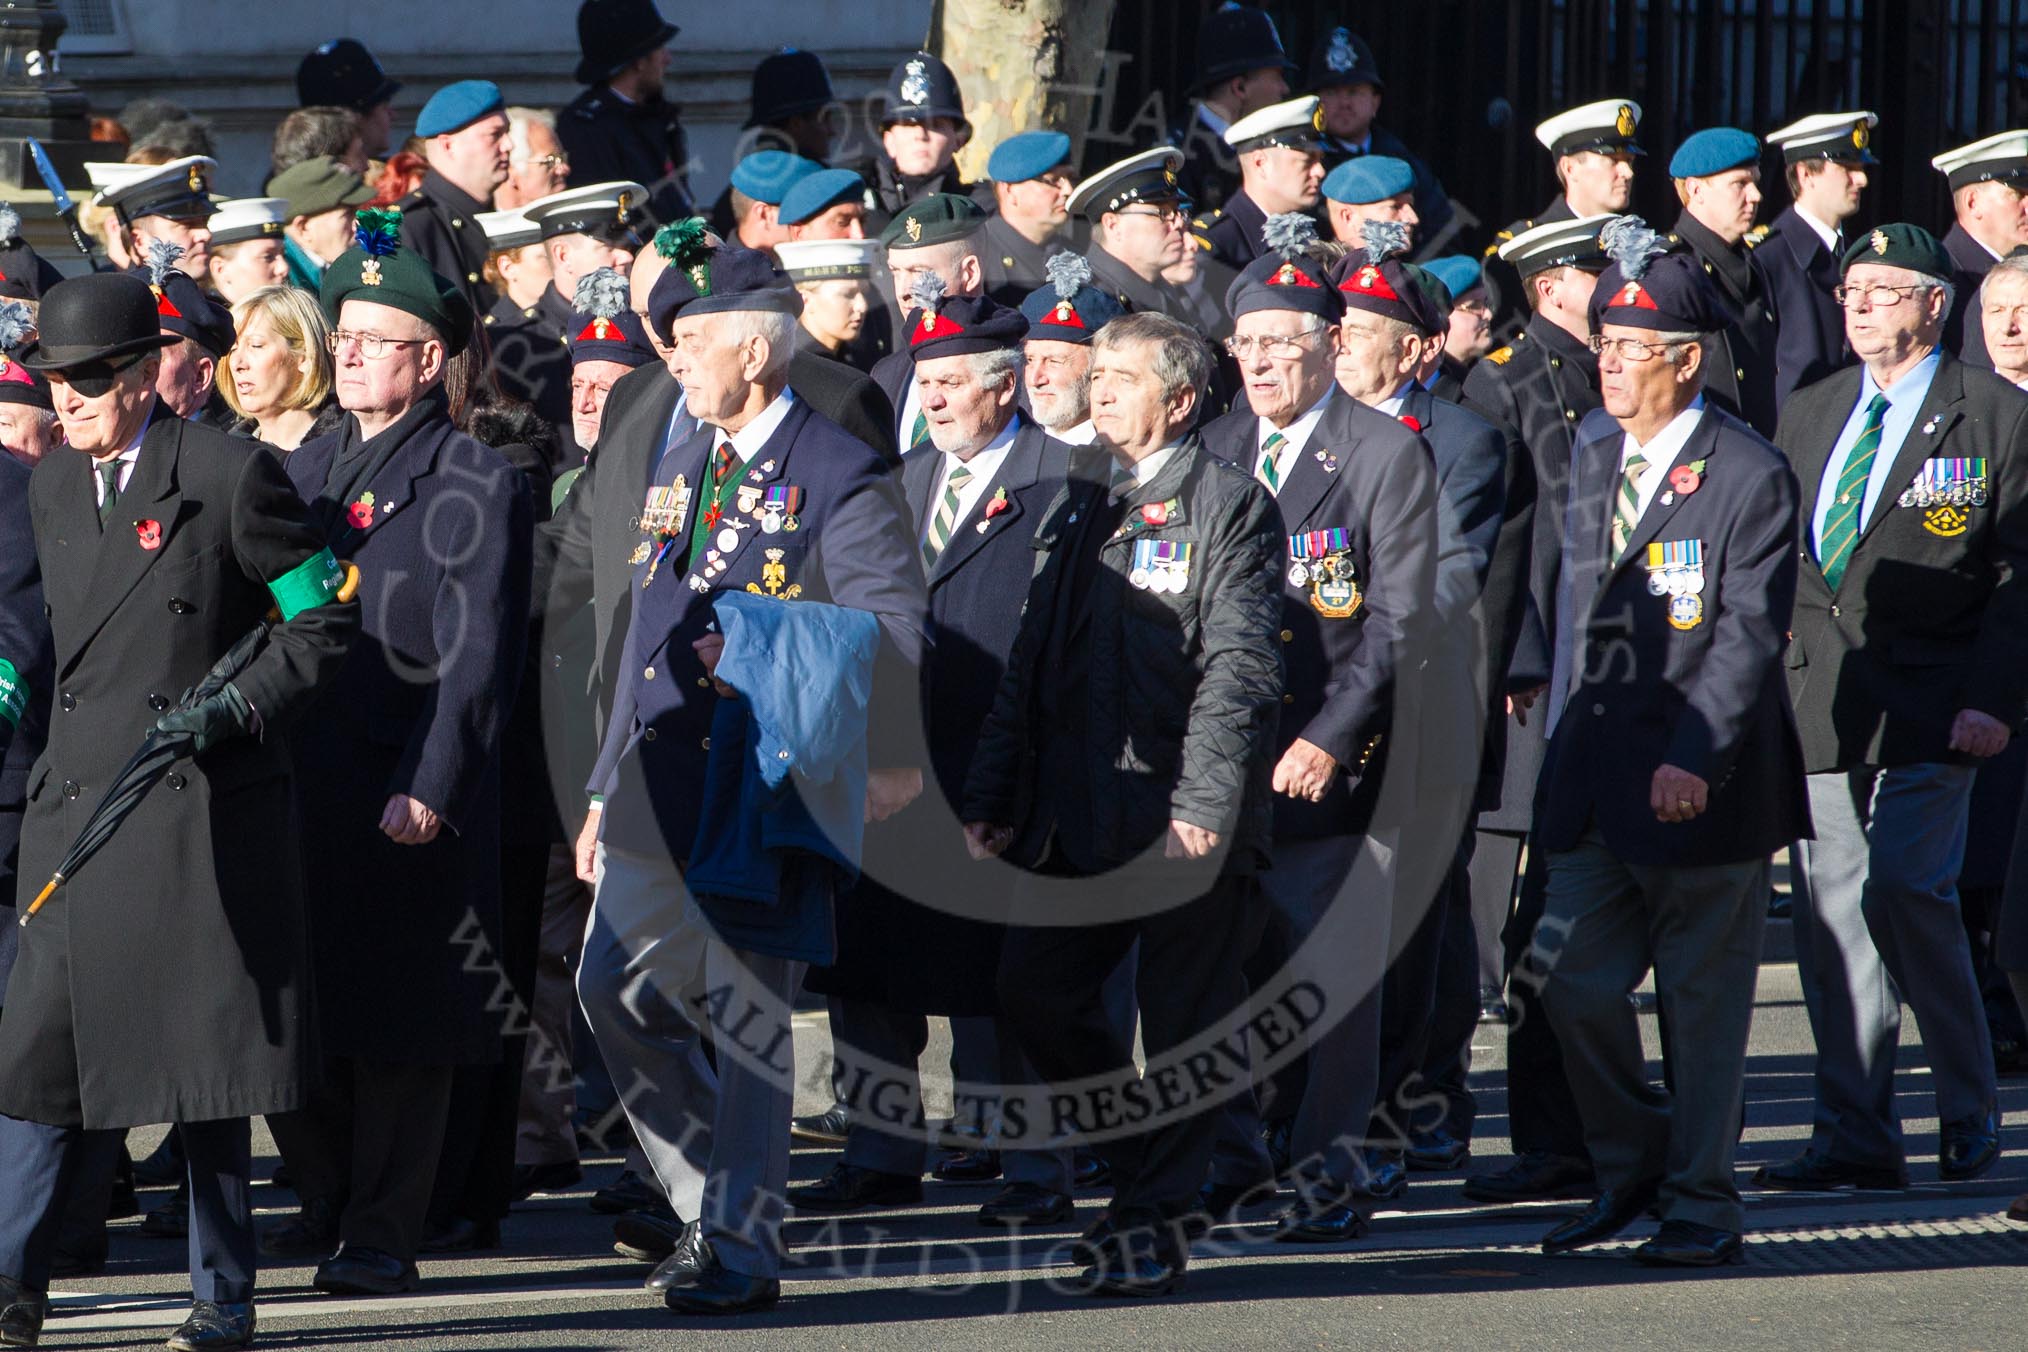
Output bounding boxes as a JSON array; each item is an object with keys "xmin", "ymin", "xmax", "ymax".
[
  {"xmin": 1871, "ymin": 227, "xmax": 1889, "ymax": 255},
  {"xmin": 1311, "ymin": 104, "xmax": 1326, "ymax": 133},
  {"xmin": 1358, "ymin": 264, "xmax": 1380, "ymax": 289},
  {"xmin": 901, "ymin": 58, "xmax": 930, "ymax": 107},
  {"xmin": 1325, "ymin": 27, "xmax": 1355, "ymax": 74},
  {"xmin": 1615, "ymin": 104, "xmax": 1636, "ymax": 138},
  {"xmin": 905, "ymin": 215, "xmax": 922, "ymax": 243},
  {"xmin": 1163, "ymin": 168, "xmax": 1177, "ymax": 186},
  {"xmin": 616, "ymin": 190, "xmax": 632, "ymax": 220},
  {"xmin": 187, "ymin": 163, "xmax": 203, "ymax": 193},
  {"xmin": 1853, "ymin": 123, "xmax": 1870, "ymax": 150},
  {"xmin": 1620, "ymin": 280, "xmax": 1643, "ymax": 305}
]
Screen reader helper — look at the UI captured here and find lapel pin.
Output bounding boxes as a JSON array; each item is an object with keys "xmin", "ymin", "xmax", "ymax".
[
  {"xmin": 1922, "ymin": 417, "xmax": 1939, "ymax": 435},
  {"xmin": 1660, "ymin": 491, "xmax": 1674, "ymax": 507}
]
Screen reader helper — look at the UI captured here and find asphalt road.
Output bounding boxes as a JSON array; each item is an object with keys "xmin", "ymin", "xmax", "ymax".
[{"xmin": 36, "ymin": 941, "xmax": 2028, "ymax": 1351}]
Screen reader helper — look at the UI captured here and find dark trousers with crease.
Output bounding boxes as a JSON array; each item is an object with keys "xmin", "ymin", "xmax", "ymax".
[
  {"xmin": 0, "ymin": 1114, "xmax": 253, "ymax": 1301},
  {"xmin": 268, "ymin": 1058, "xmax": 455, "ymax": 1263},
  {"xmin": 1501, "ymin": 836, "xmax": 1592, "ymax": 1162}
]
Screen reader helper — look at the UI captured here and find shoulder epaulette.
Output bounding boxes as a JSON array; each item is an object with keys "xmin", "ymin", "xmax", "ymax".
[
  {"xmin": 1487, "ymin": 345, "xmax": 1514, "ymax": 365},
  {"xmin": 1745, "ymin": 224, "xmax": 1770, "ymax": 248}
]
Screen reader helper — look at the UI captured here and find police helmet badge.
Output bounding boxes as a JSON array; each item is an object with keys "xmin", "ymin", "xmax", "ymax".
[
  {"xmin": 1325, "ymin": 27, "xmax": 1355, "ymax": 74},
  {"xmin": 900, "ymin": 59, "xmax": 931, "ymax": 107}
]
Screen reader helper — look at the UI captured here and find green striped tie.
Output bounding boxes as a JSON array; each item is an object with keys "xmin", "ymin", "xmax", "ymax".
[
  {"xmin": 921, "ymin": 463, "xmax": 973, "ymax": 570},
  {"xmin": 1610, "ymin": 452, "xmax": 1648, "ymax": 562},
  {"xmin": 1819, "ymin": 393, "xmax": 1891, "ymax": 590},
  {"xmin": 910, "ymin": 409, "xmax": 930, "ymax": 452},
  {"xmin": 1256, "ymin": 430, "xmax": 1286, "ymax": 492}
]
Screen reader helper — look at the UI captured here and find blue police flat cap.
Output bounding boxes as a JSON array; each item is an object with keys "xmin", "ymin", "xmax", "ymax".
[
  {"xmin": 1321, "ymin": 154, "xmax": 1415, "ymax": 205},
  {"xmin": 778, "ymin": 168, "xmax": 865, "ymax": 226},
  {"xmin": 987, "ymin": 130, "xmax": 1072, "ymax": 185},
  {"xmin": 1669, "ymin": 127, "xmax": 1760, "ymax": 179},
  {"xmin": 729, "ymin": 151, "xmax": 822, "ymax": 206},
  {"xmin": 416, "ymin": 80, "xmax": 504, "ymax": 138},
  {"xmin": 1424, "ymin": 255, "xmax": 1483, "ymax": 299}
]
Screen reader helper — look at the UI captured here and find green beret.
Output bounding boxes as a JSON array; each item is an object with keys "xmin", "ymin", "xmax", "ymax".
[
  {"xmin": 320, "ymin": 208, "xmax": 475, "ymax": 356},
  {"xmin": 878, "ymin": 192, "xmax": 986, "ymax": 251},
  {"xmin": 1841, "ymin": 223, "xmax": 1953, "ymax": 283}
]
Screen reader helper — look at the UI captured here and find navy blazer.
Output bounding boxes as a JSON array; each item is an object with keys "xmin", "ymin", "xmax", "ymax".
[
  {"xmin": 590, "ymin": 395, "xmax": 928, "ymax": 862},
  {"xmin": 1537, "ymin": 405, "xmax": 1809, "ymax": 867},
  {"xmin": 1202, "ymin": 392, "xmax": 1438, "ymax": 839},
  {"xmin": 1761, "ymin": 206, "xmax": 1853, "ymax": 412}
]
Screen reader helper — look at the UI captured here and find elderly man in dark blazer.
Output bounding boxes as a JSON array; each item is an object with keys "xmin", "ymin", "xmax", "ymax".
[
  {"xmin": 1196, "ymin": 218, "xmax": 1440, "ymax": 1242},
  {"xmin": 962, "ymin": 311, "xmax": 1284, "ymax": 1297},
  {"xmin": 1534, "ymin": 226, "xmax": 1807, "ymax": 1267},
  {"xmin": 1760, "ymin": 224, "xmax": 2028, "ymax": 1195},
  {"xmin": 264, "ymin": 232, "xmax": 532, "ymax": 1297},
  {"xmin": 575, "ymin": 239, "xmax": 927, "ymax": 1316},
  {"xmin": 795, "ymin": 291, "xmax": 1078, "ymax": 1226},
  {"xmin": 0, "ymin": 272, "xmax": 358, "ymax": 1351}
]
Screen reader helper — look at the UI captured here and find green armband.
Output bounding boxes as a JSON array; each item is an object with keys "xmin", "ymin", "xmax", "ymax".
[
  {"xmin": 0, "ymin": 657, "xmax": 24, "ymax": 729},
  {"xmin": 268, "ymin": 548, "xmax": 344, "ymax": 620}
]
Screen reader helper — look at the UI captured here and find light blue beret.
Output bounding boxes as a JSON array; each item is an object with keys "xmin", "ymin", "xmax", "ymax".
[
  {"xmin": 1425, "ymin": 255, "xmax": 1483, "ymax": 299},
  {"xmin": 729, "ymin": 151, "xmax": 822, "ymax": 205},
  {"xmin": 1321, "ymin": 154, "xmax": 1414, "ymax": 205},
  {"xmin": 778, "ymin": 168, "xmax": 866, "ymax": 226},
  {"xmin": 987, "ymin": 130, "xmax": 1072, "ymax": 184},
  {"xmin": 1669, "ymin": 127, "xmax": 1760, "ymax": 179},
  {"xmin": 415, "ymin": 80, "xmax": 505, "ymax": 138}
]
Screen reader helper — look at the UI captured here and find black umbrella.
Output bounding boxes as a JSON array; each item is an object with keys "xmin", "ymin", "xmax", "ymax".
[{"xmin": 19, "ymin": 563, "xmax": 358, "ymax": 927}]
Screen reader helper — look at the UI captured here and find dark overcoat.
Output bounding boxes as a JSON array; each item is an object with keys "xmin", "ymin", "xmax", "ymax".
[
  {"xmin": 0, "ymin": 452, "xmax": 52, "ymax": 1005},
  {"xmin": 0, "ymin": 412, "xmax": 357, "ymax": 1126},
  {"xmin": 286, "ymin": 404, "xmax": 532, "ymax": 1065}
]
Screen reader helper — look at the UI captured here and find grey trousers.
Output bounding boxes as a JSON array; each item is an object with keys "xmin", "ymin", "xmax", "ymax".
[
  {"xmin": 1540, "ymin": 829, "xmax": 1766, "ymax": 1233},
  {"xmin": 1792, "ymin": 764, "xmax": 1995, "ymax": 1167},
  {"xmin": 1214, "ymin": 832, "xmax": 1390, "ymax": 1188},
  {"xmin": 577, "ymin": 845, "xmax": 804, "ymax": 1279},
  {"xmin": 829, "ymin": 997, "xmax": 1072, "ymax": 1191}
]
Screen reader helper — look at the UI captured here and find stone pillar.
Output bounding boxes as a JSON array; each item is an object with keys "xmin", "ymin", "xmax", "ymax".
[{"xmin": 0, "ymin": 0, "xmax": 92, "ymax": 189}]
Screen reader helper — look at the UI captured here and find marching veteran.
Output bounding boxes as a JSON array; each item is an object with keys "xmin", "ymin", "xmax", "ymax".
[{"xmin": 0, "ymin": 272, "xmax": 358, "ymax": 1351}]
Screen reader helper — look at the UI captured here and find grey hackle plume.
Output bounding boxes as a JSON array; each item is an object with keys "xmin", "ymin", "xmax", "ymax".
[
  {"xmin": 1600, "ymin": 215, "xmax": 1666, "ymax": 280},
  {"xmin": 0, "ymin": 204, "xmax": 19, "ymax": 244},
  {"xmin": 573, "ymin": 266, "xmax": 629, "ymax": 320},
  {"xmin": 1262, "ymin": 211, "xmax": 1319, "ymax": 260},
  {"xmin": 144, "ymin": 236, "xmax": 186, "ymax": 287},
  {"xmin": 1045, "ymin": 250, "xmax": 1091, "ymax": 301},
  {"xmin": 908, "ymin": 269, "xmax": 949, "ymax": 314},
  {"xmin": 1359, "ymin": 219, "xmax": 1410, "ymax": 263},
  {"xmin": 0, "ymin": 300, "xmax": 30, "ymax": 352}
]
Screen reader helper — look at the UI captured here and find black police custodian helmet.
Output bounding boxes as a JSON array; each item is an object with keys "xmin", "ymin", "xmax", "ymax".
[
  {"xmin": 296, "ymin": 38, "xmax": 400, "ymax": 113},
  {"xmin": 16, "ymin": 273, "xmax": 179, "ymax": 372},
  {"xmin": 574, "ymin": 0, "xmax": 680, "ymax": 88},
  {"xmin": 1194, "ymin": 2, "xmax": 1296, "ymax": 92},
  {"xmin": 881, "ymin": 51, "xmax": 967, "ymax": 129},
  {"xmin": 748, "ymin": 48, "xmax": 835, "ymax": 129}
]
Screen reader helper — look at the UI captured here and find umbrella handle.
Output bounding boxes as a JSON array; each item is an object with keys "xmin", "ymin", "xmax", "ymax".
[
  {"xmin": 261, "ymin": 560, "xmax": 361, "ymax": 622},
  {"xmin": 19, "ymin": 873, "xmax": 62, "ymax": 927}
]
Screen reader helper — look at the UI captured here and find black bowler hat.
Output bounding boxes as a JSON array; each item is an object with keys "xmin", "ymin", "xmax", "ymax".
[
  {"xmin": 881, "ymin": 51, "xmax": 967, "ymax": 128},
  {"xmin": 575, "ymin": 0, "xmax": 679, "ymax": 88},
  {"xmin": 296, "ymin": 38, "xmax": 400, "ymax": 112},
  {"xmin": 1194, "ymin": 2, "xmax": 1295, "ymax": 92},
  {"xmin": 748, "ymin": 48, "xmax": 835, "ymax": 129},
  {"xmin": 16, "ymin": 273, "xmax": 179, "ymax": 371}
]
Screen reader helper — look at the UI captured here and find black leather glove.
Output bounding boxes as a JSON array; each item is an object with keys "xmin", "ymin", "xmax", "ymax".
[{"xmin": 155, "ymin": 683, "xmax": 253, "ymax": 754}]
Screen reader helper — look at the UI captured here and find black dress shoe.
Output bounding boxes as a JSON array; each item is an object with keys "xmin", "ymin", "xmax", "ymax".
[
  {"xmin": 49, "ymin": 1245, "xmax": 106, "ymax": 1279},
  {"xmin": 1540, "ymin": 1182, "xmax": 1660, "ymax": 1254},
  {"xmin": 590, "ymin": 1168, "xmax": 661, "ymax": 1215},
  {"xmin": 1463, "ymin": 1151, "xmax": 1596, "ymax": 1204},
  {"xmin": 1996, "ymin": 1037, "xmax": 2028, "ymax": 1077},
  {"xmin": 258, "ymin": 1195, "xmax": 341, "ymax": 1258},
  {"xmin": 644, "ymin": 1221, "xmax": 709, "ymax": 1293},
  {"xmin": 419, "ymin": 1216, "xmax": 501, "ymax": 1253},
  {"xmin": 930, "ymin": 1147, "xmax": 1002, "ymax": 1183},
  {"xmin": 1767, "ymin": 891, "xmax": 1793, "ymax": 920},
  {"xmin": 314, "ymin": 1245, "xmax": 417, "ymax": 1295},
  {"xmin": 613, "ymin": 1205, "xmax": 686, "ymax": 1262},
  {"xmin": 662, "ymin": 1241, "xmax": 781, "ymax": 1315},
  {"xmin": 510, "ymin": 1161, "xmax": 583, "ymax": 1202},
  {"xmin": 1351, "ymin": 1149, "xmax": 1407, "ymax": 1200},
  {"xmin": 1940, "ymin": 1104, "xmax": 2002, "ymax": 1180},
  {"xmin": 788, "ymin": 1103, "xmax": 851, "ymax": 1145},
  {"xmin": 1404, "ymin": 1128, "xmax": 1470, "ymax": 1172},
  {"xmin": 165, "ymin": 1300, "xmax": 255, "ymax": 1351},
  {"xmin": 1072, "ymin": 1150, "xmax": 1112, "ymax": 1190},
  {"xmin": 133, "ymin": 1132, "xmax": 187, "ymax": 1189},
  {"xmin": 139, "ymin": 1185, "xmax": 189, "ymax": 1239},
  {"xmin": 1274, "ymin": 1183, "xmax": 1370, "ymax": 1245},
  {"xmin": 1751, "ymin": 1149, "xmax": 1905, "ymax": 1192},
  {"xmin": 785, "ymin": 1163, "xmax": 922, "ymax": 1213},
  {"xmin": 977, "ymin": 1182, "xmax": 1073, "ymax": 1226},
  {"xmin": 1632, "ymin": 1219, "xmax": 1744, "ymax": 1267},
  {"xmin": 1260, "ymin": 1117, "xmax": 1294, "ymax": 1178},
  {"xmin": 1069, "ymin": 1212, "xmax": 1117, "ymax": 1268},
  {"xmin": 1075, "ymin": 1224, "xmax": 1185, "ymax": 1298},
  {"xmin": 0, "ymin": 1274, "xmax": 46, "ymax": 1349}
]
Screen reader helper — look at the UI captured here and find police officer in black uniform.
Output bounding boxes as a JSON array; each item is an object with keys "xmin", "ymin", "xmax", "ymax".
[
  {"xmin": 847, "ymin": 51, "xmax": 977, "ymax": 231},
  {"xmin": 557, "ymin": 0, "xmax": 693, "ymax": 228},
  {"xmin": 1170, "ymin": 1, "xmax": 1297, "ymax": 217},
  {"xmin": 1665, "ymin": 128, "xmax": 1781, "ymax": 438},
  {"xmin": 1304, "ymin": 26, "xmax": 1456, "ymax": 251},
  {"xmin": 296, "ymin": 37, "xmax": 400, "ymax": 159}
]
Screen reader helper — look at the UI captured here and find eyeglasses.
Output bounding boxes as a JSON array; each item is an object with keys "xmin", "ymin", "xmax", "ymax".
[
  {"xmin": 1224, "ymin": 332, "xmax": 1318, "ymax": 359},
  {"xmin": 515, "ymin": 154, "xmax": 569, "ymax": 172},
  {"xmin": 1832, "ymin": 283, "xmax": 1931, "ymax": 309},
  {"xmin": 326, "ymin": 331, "xmax": 428, "ymax": 360},
  {"xmin": 1587, "ymin": 334, "xmax": 1679, "ymax": 362},
  {"xmin": 1113, "ymin": 203, "xmax": 1185, "ymax": 223}
]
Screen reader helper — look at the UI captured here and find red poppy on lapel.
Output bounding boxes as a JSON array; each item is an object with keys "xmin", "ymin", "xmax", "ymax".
[
  {"xmin": 347, "ymin": 491, "xmax": 377, "ymax": 529},
  {"xmin": 1398, "ymin": 414, "xmax": 1422, "ymax": 432},
  {"xmin": 1140, "ymin": 501, "xmax": 1168, "ymax": 526},
  {"xmin": 983, "ymin": 486, "xmax": 1010, "ymax": 519},
  {"xmin": 134, "ymin": 519, "xmax": 162, "ymax": 551},
  {"xmin": 1668, "ymin": 463, "xmax": 1703, "ymax": 496}
]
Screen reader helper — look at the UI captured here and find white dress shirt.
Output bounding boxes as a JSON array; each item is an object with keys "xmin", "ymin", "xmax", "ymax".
[
  {"xmin": 708, "ymin": 387, "xmax": 796, "ymax": 463},
  {"xmin": 90, "ymin": 415, "xmax": 152, "ymax": 507},
  {"xmin": 1256, "ymin": 386, "xmax": 1334, "ymax": 491},
  {"xmin": 1054, "ymin": 419, "xmax": 1098, "ymax": 445},
  {"xmin": 1616, "ymin": 397, "xmax": 1707, "ymax": 525},
  {"xmin": 924, "ymin": 414, "xmax": 1020, "ymax": 543},
  {"xmin": 1793, "ymin": 204, "xmax": 1842, "ymax": 255},
  {"xmin": 1376, "ymin": 378, "xmax": 1417, "ymax": 418}
]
